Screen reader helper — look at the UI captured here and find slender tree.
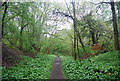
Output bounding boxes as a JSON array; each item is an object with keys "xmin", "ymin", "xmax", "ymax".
[
  {"xmin": 1, "ymin": 2, "xmax": 8, "ymax": 38},
  {"xmin": 110, "ymin": 0, "xmax": 119, "ymax": 50},
  {"xmin": 72, "ymin": 1, "xmax": 77, "ymax": 60}
]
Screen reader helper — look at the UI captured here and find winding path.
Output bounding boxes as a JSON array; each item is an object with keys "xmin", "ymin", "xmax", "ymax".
[{"xmin": 50, "ymin": 55, "xmax": 64, "ymax": 79}]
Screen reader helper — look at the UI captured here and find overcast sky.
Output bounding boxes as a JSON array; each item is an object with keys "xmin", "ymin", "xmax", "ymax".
[
  {"xmin": 49, "ymin": 0, "xmax": 120, "ymax": 3},
  {"xmin": 1, "ymin": 0, "xmax": 120, "ymax": 2}
]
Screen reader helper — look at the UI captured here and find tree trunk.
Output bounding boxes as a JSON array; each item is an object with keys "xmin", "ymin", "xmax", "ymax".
[
  {"xmin": 117, "ymin": 2, "xmax": 120, "ymax": 22},
  {"xmin": 72, "ymin": 2, "xmax": 77, "ymax": 60},
  {"xmin": 75, "ymin": 30, "xmax": 87, "ymax": 53},
  {"xmin": 2, "ymin": 2, "xmax": 8, "ymax": 38},
  {"xmin": 110, "ymin": 1, "xmax": 120, "ymax": 50},
  {"xmin": 90, "ymin": 28, "xmax": 96, "ymax": 44},
  {"xmin": 87, "ymin": 18, "xmax": 96, "ymax": 44},
  {"xmin": 19, "ymin": 23, "xmax": 24, "ymax": 50},
  {"xmin": 76, "ymin": 37, "xmax": 80, "ymax": 60},
  {"xmin": 19, "ymin": 6, "xmax": 24, "ymax": 50}
]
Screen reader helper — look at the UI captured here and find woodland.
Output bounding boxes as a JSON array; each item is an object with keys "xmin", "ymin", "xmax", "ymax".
[{"xmin": 0, "ymin": 0, "xmax": 120, "ymax": 80}]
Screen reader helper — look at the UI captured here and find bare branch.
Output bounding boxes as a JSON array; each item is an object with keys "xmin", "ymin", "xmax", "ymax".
[
  {"xmin": 55, "ymin": 11, "xmax": 74, "ymax": 20},
  {"xmin": 64, "ymin": 0, "xmax": 73, "ymax": 17}
]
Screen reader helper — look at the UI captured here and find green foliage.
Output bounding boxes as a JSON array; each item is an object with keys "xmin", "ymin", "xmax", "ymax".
[
  {"xmin": 2, "ymin": 54, "xmax": 55, "ymax": 79},
  {"xmin": 2, "ymin": 2, "xmax": 117, "ymax": 55},
  {"xmin": 61, "ymin": 51, "xmax": 120, "ymax": 79},
  {"xmin": 1, "ymin": 1, "xmax": 120, "ymax": 80}
]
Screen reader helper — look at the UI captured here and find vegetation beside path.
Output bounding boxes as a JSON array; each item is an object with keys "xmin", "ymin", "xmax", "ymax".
[
  {"xmin": 2, "ymin": 53, "xmax": 55, "ymax": 79},
  {"xmin": 61, "ymin": 51, "xmax": 120, "ymax": 79}
]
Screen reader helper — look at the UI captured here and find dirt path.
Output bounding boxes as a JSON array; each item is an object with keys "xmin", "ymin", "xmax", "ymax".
[{"xmin": 50, "ymin": 55, "xmax": 64, "ymax": 79}]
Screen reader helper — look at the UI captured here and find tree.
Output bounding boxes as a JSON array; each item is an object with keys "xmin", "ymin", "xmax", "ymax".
[
  {"xmin": 1, "ymin": 2, "xmax": 8, "ymax": 37},
  {"xmin": 72, "ymin": 1, "xmax": 77, "ymax": 60},
  {"xmin": 110, "ymin": 1, "xmax": 119, "ymax": 50}
]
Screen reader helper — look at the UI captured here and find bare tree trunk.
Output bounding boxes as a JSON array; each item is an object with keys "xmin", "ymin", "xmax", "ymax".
[
  {"xmin": 72, "ymin": 2, "xmax": 77, "ymax": 60},
  {"xmin": 90, "ymin": 28, "xmax": 96, "ymax": 44},
  {"xmin": 19, "ymin": 21, "xmax": 24, "ymax": 50},
  {"xmin": 75, "ymin": 30, "xmax": 87, "ymax": 53},
  {"xmin": 110, "ymin": 1, "xmax": 120, "ymax": 50},
  {"xmin": 76, "ymin": 37, "xmax": 79, "ymax": 60},
  {"xmin": 19, "ymin": 5, "xmax": 24, "ymax": 50}
]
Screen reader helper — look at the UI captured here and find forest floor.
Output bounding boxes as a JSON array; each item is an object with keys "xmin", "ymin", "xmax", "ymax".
[
  {"xmin": 50, "ymin": 55, "xmax": 64, "ymax": 79},
  {"xmin": 2, "ymin": 44, "xmax": 35, "ymax": 67}
]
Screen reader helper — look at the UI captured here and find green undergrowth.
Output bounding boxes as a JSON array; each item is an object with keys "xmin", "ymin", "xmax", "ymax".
[
  {"xmin": 2, "ymin": 53, "xmax": 55, "ymax": 79},
  {"xmin": 61, "ymin": 51, "xmax": 120, "ymax": 79}
]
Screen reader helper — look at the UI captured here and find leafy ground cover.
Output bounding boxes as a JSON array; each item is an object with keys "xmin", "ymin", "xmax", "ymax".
[
  {"xmin": 61, "ymin": 51, "xmax": 120, "ymax": 79},
  {"xmin": 2, "ymin": 53, "xmax": 55, "ymax": 79}
]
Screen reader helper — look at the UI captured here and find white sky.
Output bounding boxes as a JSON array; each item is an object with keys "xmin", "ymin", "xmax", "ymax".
[
  {"xmin": 2, "ymin": 0, "xmax": 120, "ymax": 2},
  {"xmin": 49, "ymin": 0, "xmax": 120, "ymax": 3}
]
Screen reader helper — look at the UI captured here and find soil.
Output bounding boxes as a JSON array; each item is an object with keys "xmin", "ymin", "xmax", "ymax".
[
  {"xmin": 2, "ymin": 44, "xmax": 22, "ymax": 67},
  {"xmin": 50, "ymin": 55, "xmax": 65, "ymax": 80},
  {"xmin": 2, "ymin": 44, "xmax": 35, "ymax": 67}
]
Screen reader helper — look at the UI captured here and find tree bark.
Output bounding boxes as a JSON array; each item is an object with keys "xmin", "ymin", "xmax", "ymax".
[
  {"xmin": 110, "ymin": 1, "xmax": 120, "ymax": 50},
  {"xmin": 75, "ymin": 30, "xmax": 86, "ymax": 53},
  {"xmin": 90, "ymin": 28, "xmax": 96, "ymax": 44},
  {"xmin": 76, "ymin": 37, "xmax": 79, "ymax": 60},
  {"xmin": 72, "ymin": 2, "xmax": 77, "ymax": 60},
  {"xmin": 19, "ymin": 21, "xmax": 24, "ymax": 50},
  {"xmin": 2, "ymin": 2, "xmax": 8, "ymax": 38},
  {"xmin": 87, "ymin": 18, "xmax": 96, "ymax": 44},
  {"xmin": 116, "ymin": 2, "xmax": 120, "ymax": 22}
]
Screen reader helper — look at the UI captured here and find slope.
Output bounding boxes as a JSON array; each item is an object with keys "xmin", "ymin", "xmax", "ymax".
[{"xmin": 61, "ymin": 51, "xmax": 120, "ymax": 79}]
